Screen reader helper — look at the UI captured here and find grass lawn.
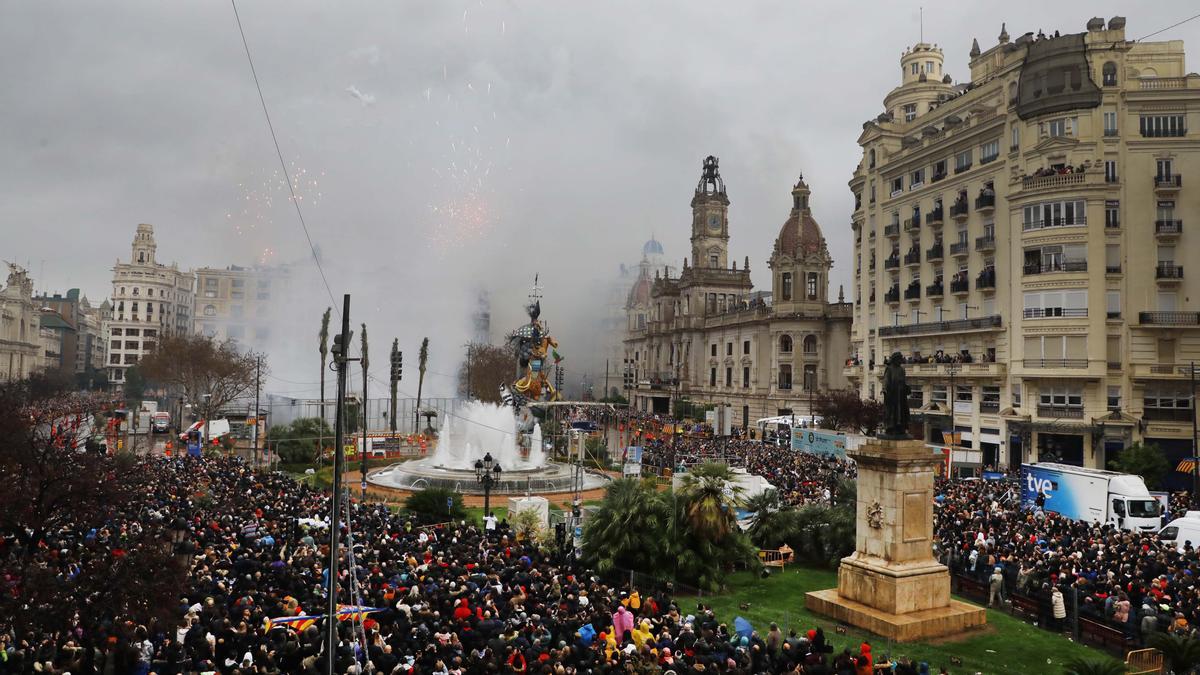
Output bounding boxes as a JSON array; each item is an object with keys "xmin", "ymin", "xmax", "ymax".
[{"xmin": 685, "ymin": 568, "xmax": 1122, "ymax": 674}]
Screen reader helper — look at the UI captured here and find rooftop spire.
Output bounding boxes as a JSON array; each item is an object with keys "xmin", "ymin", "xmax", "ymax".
[
  {"xmin": 969, "ymin": 38, "xmax": 981, "ymax": 58},
  {"xmin": 696, "ymin": 155, "xmax": 726, "ymax": 195},
  {"xmin": 999, "ymin": 22, "xmax": 1009, "ymax": 43}
]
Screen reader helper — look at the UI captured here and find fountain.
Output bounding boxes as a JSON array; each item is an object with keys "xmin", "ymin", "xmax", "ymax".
[
  {"xmin": 366, "ymin": 400, "xmax": 609, "ymax": 494},
  {"xmin": 367, "ymin": 278, "xmax": 610, "ymax": 495}
]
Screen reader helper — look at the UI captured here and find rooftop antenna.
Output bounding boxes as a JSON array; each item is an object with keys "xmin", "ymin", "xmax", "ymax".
[{"xmin": 919, "ymin": 6, "xmax": 924, "ymax": 43}]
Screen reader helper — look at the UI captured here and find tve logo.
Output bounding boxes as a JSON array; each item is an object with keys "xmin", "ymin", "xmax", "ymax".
[{"xmin": 1027, "ymin": 473, "xmax": 1055, "ymax": 496}]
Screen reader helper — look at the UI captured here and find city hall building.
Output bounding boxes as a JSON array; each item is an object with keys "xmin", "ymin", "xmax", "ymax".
[
  {"xmin": 846, "ymin": 18, "xmax": 1199, "ymax": 480},
  {"xmin": 623, "ymin": 158, "xmax": 852, "ymax": 429}
]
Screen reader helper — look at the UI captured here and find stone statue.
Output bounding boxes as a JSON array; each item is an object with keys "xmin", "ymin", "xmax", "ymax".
[{"xmin": 881, "ymin": 352, "xmax": 911, "ymax": 438}]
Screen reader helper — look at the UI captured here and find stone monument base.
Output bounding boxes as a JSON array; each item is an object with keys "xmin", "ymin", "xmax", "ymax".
[{"xmin": 805, "ymin": 589, "xmax": 986, "ymax": 642}]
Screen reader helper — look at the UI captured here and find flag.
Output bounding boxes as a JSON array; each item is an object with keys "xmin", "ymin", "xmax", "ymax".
[
  {"xmin": 265, "ymin": 606, "xmax": 384, "ymax": 632},
  {"xmin": 941, "ymin": 431, "xmax": 961, "ymax": 447},
  {"xmin": 1178, "ymin": 459, "xmax": 1197, "ymax": 474}
]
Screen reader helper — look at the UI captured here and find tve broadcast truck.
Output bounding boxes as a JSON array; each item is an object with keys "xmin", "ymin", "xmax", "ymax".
[{"xmin": 1020, "ymin": 463, "xmax": 1161, "ymax": 532}]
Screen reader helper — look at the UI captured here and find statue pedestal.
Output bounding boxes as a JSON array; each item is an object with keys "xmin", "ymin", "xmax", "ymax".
[{"xmin": 805, "ymin": 438, "xmax": 985, "ymax": 641}]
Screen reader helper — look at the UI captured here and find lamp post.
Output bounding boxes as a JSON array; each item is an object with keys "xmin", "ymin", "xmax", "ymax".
[{"xmin": 475, "ymin": 452, "xmax": 503, "ymax": 517}]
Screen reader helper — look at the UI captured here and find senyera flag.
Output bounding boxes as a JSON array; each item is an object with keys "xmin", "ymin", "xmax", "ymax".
[{"xmin": 265, "ymin": 606, "xmax": 386, "ymax": 632}]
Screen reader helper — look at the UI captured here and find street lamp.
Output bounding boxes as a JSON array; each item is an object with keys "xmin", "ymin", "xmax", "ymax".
[{"xmin": 475, "ymin": 452, "xmax": 503, "ymax": 517}]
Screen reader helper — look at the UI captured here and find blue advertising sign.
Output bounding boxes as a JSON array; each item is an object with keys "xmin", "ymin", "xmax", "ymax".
[
  {"xmin": 982, "ymin": 471, "xmax": 1005, "ymax": 481},
  {"xmin": 791, "ymin": 428, "xmax": 847, "ymax": 459},
  {"xmin": 1019, "ymin": 464, "xmax": 1103, "ymax": 522},
  {"xmin": 624, "ymin": 446, "xmax": 644, "ymax": 464},
  {"xmin": 187, "ymin": 441, "xmax": 202, "ymax": 457}
]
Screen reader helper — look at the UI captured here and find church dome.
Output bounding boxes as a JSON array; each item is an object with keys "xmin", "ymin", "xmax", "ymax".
[
  {"xmin": 642, "ymin": 237, "xmax": 664, "ymax": 257},
  {"xmin": 625, "ymin": 268, "xmax": 652, "ymax": 308},
  {"xmin": 774, "ymin": 177, "xmax": 826, "ymax": 257}
]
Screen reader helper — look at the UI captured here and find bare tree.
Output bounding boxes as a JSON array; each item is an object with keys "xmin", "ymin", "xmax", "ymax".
[
  {"xmin": 319, "ymin": 307, "xmax": 331, "ymax": 454},
  {"xmin": 457, "ymin": 343, "xmax": 514, "ymax": 404},
  {"xmin": 138, "ymin": 334, "xmax": 263, "ymax": 415}
]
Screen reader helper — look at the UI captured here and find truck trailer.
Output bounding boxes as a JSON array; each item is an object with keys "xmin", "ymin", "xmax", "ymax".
[{"xmin": 1020, "ymin": 462, "xmax": 1160, "ymax": 532}]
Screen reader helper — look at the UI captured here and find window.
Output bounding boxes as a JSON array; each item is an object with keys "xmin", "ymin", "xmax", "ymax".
[
  {"xmin": 980, "ymin": 140, "xmax": 999, "ymax": 163},
  {"xmin": 807, "ymin": 273, "xmax": 819, "ymax": 299},
  {"xmin": 711, "ymin": 343, "xmax": 717, "ymax": 357},
  {"xmin": 1039, "ymin": 386, "xmax": 1083, "ymax": 408},
  {"xmin": 903, "ymin": 103, "xmax": 917, "ymax": 122},
  {"xmin": 911, "ymin": 168, "xmax": 925, "ymax": 188},
  {"xmin": 868, "ymin": 149, "xmax": 876, "ymax": 169},
  {"xmin": 1010, "ymin": 124, "xmax": 1020, "ymax": 151},
  {"xmin": 109, "ymin": 353, "xmax": 120, "ymax": 364},
  {"xmin": 709, "ymin": 254, "xmax": 718, "ymax": 267},
  {"xmin": 144, "ymin": 329, "xmax": 156, "ymax": 337},
  {"xmin": 1104, "ymin": 160, "xmax": 1118, "ymax": 183},
  {"xmin": 1157, "ymin": 159, "xmax": 1174, "ymax": 179},
  {"xmin": 870, "ymin": 180, "xmax": 876, "ymax": 202},
  {"xmin": 1105, "ymin": 245, "xmax": 1121, "ymax": 274},
  {"xmin": 743, "ymin": 340, "xmax": 750, "ymax": 355},
  {"xmin": 147, "ymin": 288, "xmax": 154, "ymax": 297},
  {"xmin": 803, "ymin": 364, "xmax": 817, "ymax": 392},
  {"xmin": 933, "ymin": 159, "xmax": 947, "ymax": 180},
  {"xmin": 891, "ymin": 177, "xmax": 903, "ymax": 195},
  {"xmin": 111, "ymin": 327, "xmax": 122, "ymax": 336},
  {"xmin": 910, "ymin": 63, "xmax": 919, "ymax": 75},
  {"xmin": 725, "ymin": 367, "xmax": 732, "ymax": 387},
  {"xmin": 1103, "ymin": 111, "xmax": 1118, "ymax": 136},
  {"xmin": 1102, "ymin": 62, "xmax": 1117, "ymax": 86},
  {"xmin": 131, "ymin": 302, "xmax": 139, "ymax": 313},
  {"xmin": 710, "ymin": 368, "xmax": 716, "ymax": 386},
  {"xmin": 1011, "ymin": 384, "xmax": 1022, "ymax": 407},
  {"xmin": 982, "ymin": 386, "xmax": 1000, "ymax": 411},
  {"xmin": 781, "ymin": 272, "xmax": 793, "ymax": 301},
  {"xmin": 1108, "ymin": 386, "xmax": 1121, "ymax": 411},
  {"xmin": 956, "ymin": 385, "xmax": 973, "ymax": 403},
  {"xmin": 1105, "ymin": 200, "xmax": 1120, "ymax": 229},
  {"xmin": 127, "ymin": 329, "xmax": 139, "ymax": 336},
  {"xmin": 1046, "ymin": 118, "xmax": 1074, "ymax": 137},
  {"xmin": 726, "ymin": 342, "xmax": 733, "ymax": 356},
  {"xmin": 926, "ymin": 61, "xmax": 934, "ymax": 73},
  {"xmin": 931, "ymin": 384, "xmax": 948, "ymax": 405},
  {"xmin": 1106, "ymin": 291, "xmax": 1121, "ymax": 318},
  {"xmin": 743, "ymin": 366, "xmax": 750, "ymax": 388},
  {"xmin": 1023, "ymin": 290, "xmax": 1088, "ymax": 318},
  {"xmin": 780, "ymin": 335, "xmax": 793, "ymax": 353},
  {"xmin": 954, "ymin": 149, "xmax": 972, "ymax": 173},
  {"xmin": 1022, "ymin": 199, "xmax": 1087, "ymax": 230},
  {"xmin": 802, "ymin": 335, "xmax": 818, "ymax": 354},
  {"xmin": 1140, "ymin": 114, "xmax": 1186, "ymax": 138},
  {"xmin": 778, "ymin": 365, "xmax": 793, "ymax": 390},
  {"xmin": 132, "ymin": 287, "xmax": 139, "ymax": 296}
]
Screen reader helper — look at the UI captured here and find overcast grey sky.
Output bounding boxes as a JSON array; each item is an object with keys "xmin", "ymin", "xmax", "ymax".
[{"xmin": 2, "ymin": 2, "xmax": 1196, "ymax": 396}]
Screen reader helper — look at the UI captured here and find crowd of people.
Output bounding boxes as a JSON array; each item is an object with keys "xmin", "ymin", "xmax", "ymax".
[{"xmin": 1, "ymin": 454, "xmax": 931, "ymax": 674}]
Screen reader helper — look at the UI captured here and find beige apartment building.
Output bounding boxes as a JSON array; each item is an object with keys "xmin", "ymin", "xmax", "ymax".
[
  {"xmin": 193, "ymin": 264, "xmax": 290, "ymax": 352},
  {"xmin": 847, "ymin": 17, "xmax": 1199, "ymax": 482},
  {"xmin": 624, "ymin": 158, "xmax": 852, "ymax": 429},
  {"xmin": 107, "ymin": 224, "xmax": 195, "ymax": 386},
  {"xmin": 0, "ymin": 264, "xmax": 44, "ymax": 381}
]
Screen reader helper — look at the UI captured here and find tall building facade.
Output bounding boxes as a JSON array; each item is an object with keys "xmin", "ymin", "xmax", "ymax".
[
  {"xmin": 107, "ymin": 224, "xmax": 195, "ymax": 386},
  {"xmin": 193, "ymin": 264, "xmax": 290, "ymax": 351},
  {"xmin": 847, "ymin": 18, "xmax": 1199, "ymax": 480},
  {"xmin": 35, "ymin": 289, "xmax": 108, "ymax": 377},
  {"xmin": 0, "ymin": 264, "xmax": 44, "ymax": 380},
  {"xmin": 625, "ymin": 157, "xmax": 852, "ymax": 428},
  {"xmin": 602, "ymin": 237, "xmax": 673, "ymax": 398}
]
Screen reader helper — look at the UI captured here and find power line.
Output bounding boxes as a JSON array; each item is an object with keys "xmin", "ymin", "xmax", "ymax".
[
  {"xmin": 229, "ymin": 0, "xmax": 339, "ymax": 315},
  {"xmin": 1136, "ymin": 12, "xmax": 1200, "ymax": 41}
]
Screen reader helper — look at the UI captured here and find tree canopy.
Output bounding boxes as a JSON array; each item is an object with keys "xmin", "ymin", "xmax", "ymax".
[
  {"xmin": 138, "ymin": 334, "xmax": 263, "ymax": 413},
  {"xmin": 458, "ymin": 343, "xmax": 514, "ymax": 404}
]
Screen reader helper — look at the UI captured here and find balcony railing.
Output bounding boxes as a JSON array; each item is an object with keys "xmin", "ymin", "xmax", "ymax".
[
  {"xmin": 884, "ymin": 224, "xmax": 900, "ymax": 237},
  {"xmin": 975, "ymin": 235, "xmax": 995, "ymax": 252},
  {"xmin": 932, "ymin": 171, "xmax": 947, "ymax": 183},
  {"xmin": 904, "ymin": 285, "xmax": 921, "ymax": 300},
  {"xmin": 975, "ymin": 194, "xmax": 996, "ymax": 210},
  {"xmin": 1023, "ymin": 216, "xmax": 1087, "ymax": 231},
  {"xmin": 905, "ymin": 215, "xmax": 921, "ymax": 230},
  {"xmin": 904, "ymin": 250, "xmax": 921, "ymax": 266},
  {"xmin": 976, "ymin": 270, "xmax": 996, "ymax": 290},
  {"xmin": 1038, "ymin": 405, "xmax": 1084, "ymax": 419},
  {"xmin": 878, "ymin": 314, "xmax": 1002, "ymax": 337},
  {"xmin": 1157, "ymin": 264, "xmax": 1184, "ymax": 279},
  {"xmin": 1023, "ymin": 307, "xmax": 1088, "ymax": 319},
  {"xmin": 1155, "ymin": 174, "xmax": 1183, "ymax": 189},
  {"xmin": 1144, "ymin": 408, "xmax": 1194, "ymax": 422},
  {"xmin": 1140, "ymin": 311, "xmax": 1200, "ymax": 326},
  {"xmin": 928, "ymin": 207, "xmax": 944, "ymax": 224},
  {"xmin": 949, "ymin": 279, "xmax": 970, "ymax": 294},
  {"xmin": 1021, "ymin": 172, "xmax": 1087, "ymax": 191},
  {"xmin": 1024, "ymin": 358, "xmax": 1088, "ymax": 369},
  {"xmin": 927, "ymin": 244, "xmax": 944, "ymax": 260},
  {"xmin": 1133, "ymin": 364, "xmax": 1200, "ymax": 379},
  {"xmin": 949, "ymin": 242, "xmax": 970, "ymax": 256},
  {"xmin": 954, "ymin": 163, "xmax": 972, "ymax": 175},
  {"xmin": 884, "ymin": 287, "xmax": 900, "ymax": 303},
  {"xmin": 1106, "ymin": 265, "xmax": 1121, "ymax": 274},
  {"xmin": 950, "ymin": 201, "xmax": 969, "ymax": 218},
  {"xmin": 1156, "ymin": 220, "xmax": 1183, "ymax": 236},
  {"xmin": 1024, "ymin": 260, "xmax": 1088, "ymax": 275},
  {"xmin": 884, "ymin": 257, "xmax": 900, "ymax": 269},
  {"xmin": 926, "ymin": 283, "xmax": 944, "ymax": 297}
]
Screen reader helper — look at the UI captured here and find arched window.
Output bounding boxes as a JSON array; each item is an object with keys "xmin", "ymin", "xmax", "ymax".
[
  {"xmin": 868, "ymin": 149, "xmax": 876, "ymax": 169},
  {"xmin": 803, "ymin": 335, "xmax": 818, "ymax": 354},
  {"xmin": 1102, "ymin": 62, "xmax": 1117, "ymax": 86},
  {"xmin": 807, "ymin": 272, "xmax": 819, "ymax": 299},
  {"xmin": 779, "ymin": 335, "xmax": 793, "ymax": 353}
]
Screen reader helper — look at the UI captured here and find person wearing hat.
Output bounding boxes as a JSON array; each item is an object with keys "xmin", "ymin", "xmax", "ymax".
[{"xmin": 988, "ymin": 565, "xmax": 1005, "ymax": 607}]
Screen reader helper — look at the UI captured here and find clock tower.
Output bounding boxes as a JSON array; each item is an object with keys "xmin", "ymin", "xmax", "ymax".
[{"xmin": 690, "ymin": 155, "xmax": 730, "ymax": 269}]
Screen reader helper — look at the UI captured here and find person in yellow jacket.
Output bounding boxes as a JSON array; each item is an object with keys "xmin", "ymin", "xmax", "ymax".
[
  {"xmin": 600, "ymin": 630, "xmax": 618, "ymax": 660},
  {"xmin": 631, "ymin": 619, "xmax": 653, "ymax": 650}
]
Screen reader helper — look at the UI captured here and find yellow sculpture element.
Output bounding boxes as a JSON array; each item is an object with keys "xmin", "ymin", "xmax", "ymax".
[{"xmin": 513, "ymin": 329, "xmax": 560, "ymax": 401}]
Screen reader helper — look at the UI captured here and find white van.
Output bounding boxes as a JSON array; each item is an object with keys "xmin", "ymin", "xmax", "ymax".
[{"xmin": 1159, "ymin": 512, "xmax": 1200, "ymax": 552}]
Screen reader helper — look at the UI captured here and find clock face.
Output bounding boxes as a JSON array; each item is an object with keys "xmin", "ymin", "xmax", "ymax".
[{"xmin": 708, "ymin": 214, "xmax": 721, "ymax": 232}]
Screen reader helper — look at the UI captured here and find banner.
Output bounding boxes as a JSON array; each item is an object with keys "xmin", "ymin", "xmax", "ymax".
[{"xmin": 791, "ymin": 428, "xmax": 847, "ymax": 459}]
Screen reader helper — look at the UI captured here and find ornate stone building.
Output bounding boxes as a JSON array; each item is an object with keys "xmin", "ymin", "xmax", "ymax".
[
  {"xmin": 624, "ymin": 157, "xmax": 852, "ymax": 429},
  {"xmin": 846, "ymin": 18, "xmax": 1200, "ymax": 480},
  {"xmin": 0, "ymin": 264, "xmax": 43, "ymax": 381}
]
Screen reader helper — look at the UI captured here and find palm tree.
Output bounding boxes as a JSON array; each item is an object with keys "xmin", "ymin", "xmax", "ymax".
[
  {"xmin": 360, "ymin": 323, "xmax": 369, "ymax": 435},
  {"xmin": 1151, "ymin": 632, "xmax": 1200, "ymax": 674},
  {"xmin": 318, "ymin": 307, "xmax": 331, "ymax": 461},
  {"xmin": 745, "ymin": 489, "xmax": 787, "ymax": 548},
  {"xmin": 415, "ymin": 337, "xmax": 429, "ymax": 434},
  {"xmin": 581, "ymin": 478, "xmax": 671, "ymax": 578},
  {"xmin": 678, "ymin": 462, "xmax": 744, "ymax": 543},
  {"xmin": 1060, "ymin": 655, "xmax": 1128, "ymax": 675}
]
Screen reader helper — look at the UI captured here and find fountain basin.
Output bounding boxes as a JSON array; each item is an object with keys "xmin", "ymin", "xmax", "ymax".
[{"xmin": 367, "ymin": 458, "xmax": 610, "ymax": 494}]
